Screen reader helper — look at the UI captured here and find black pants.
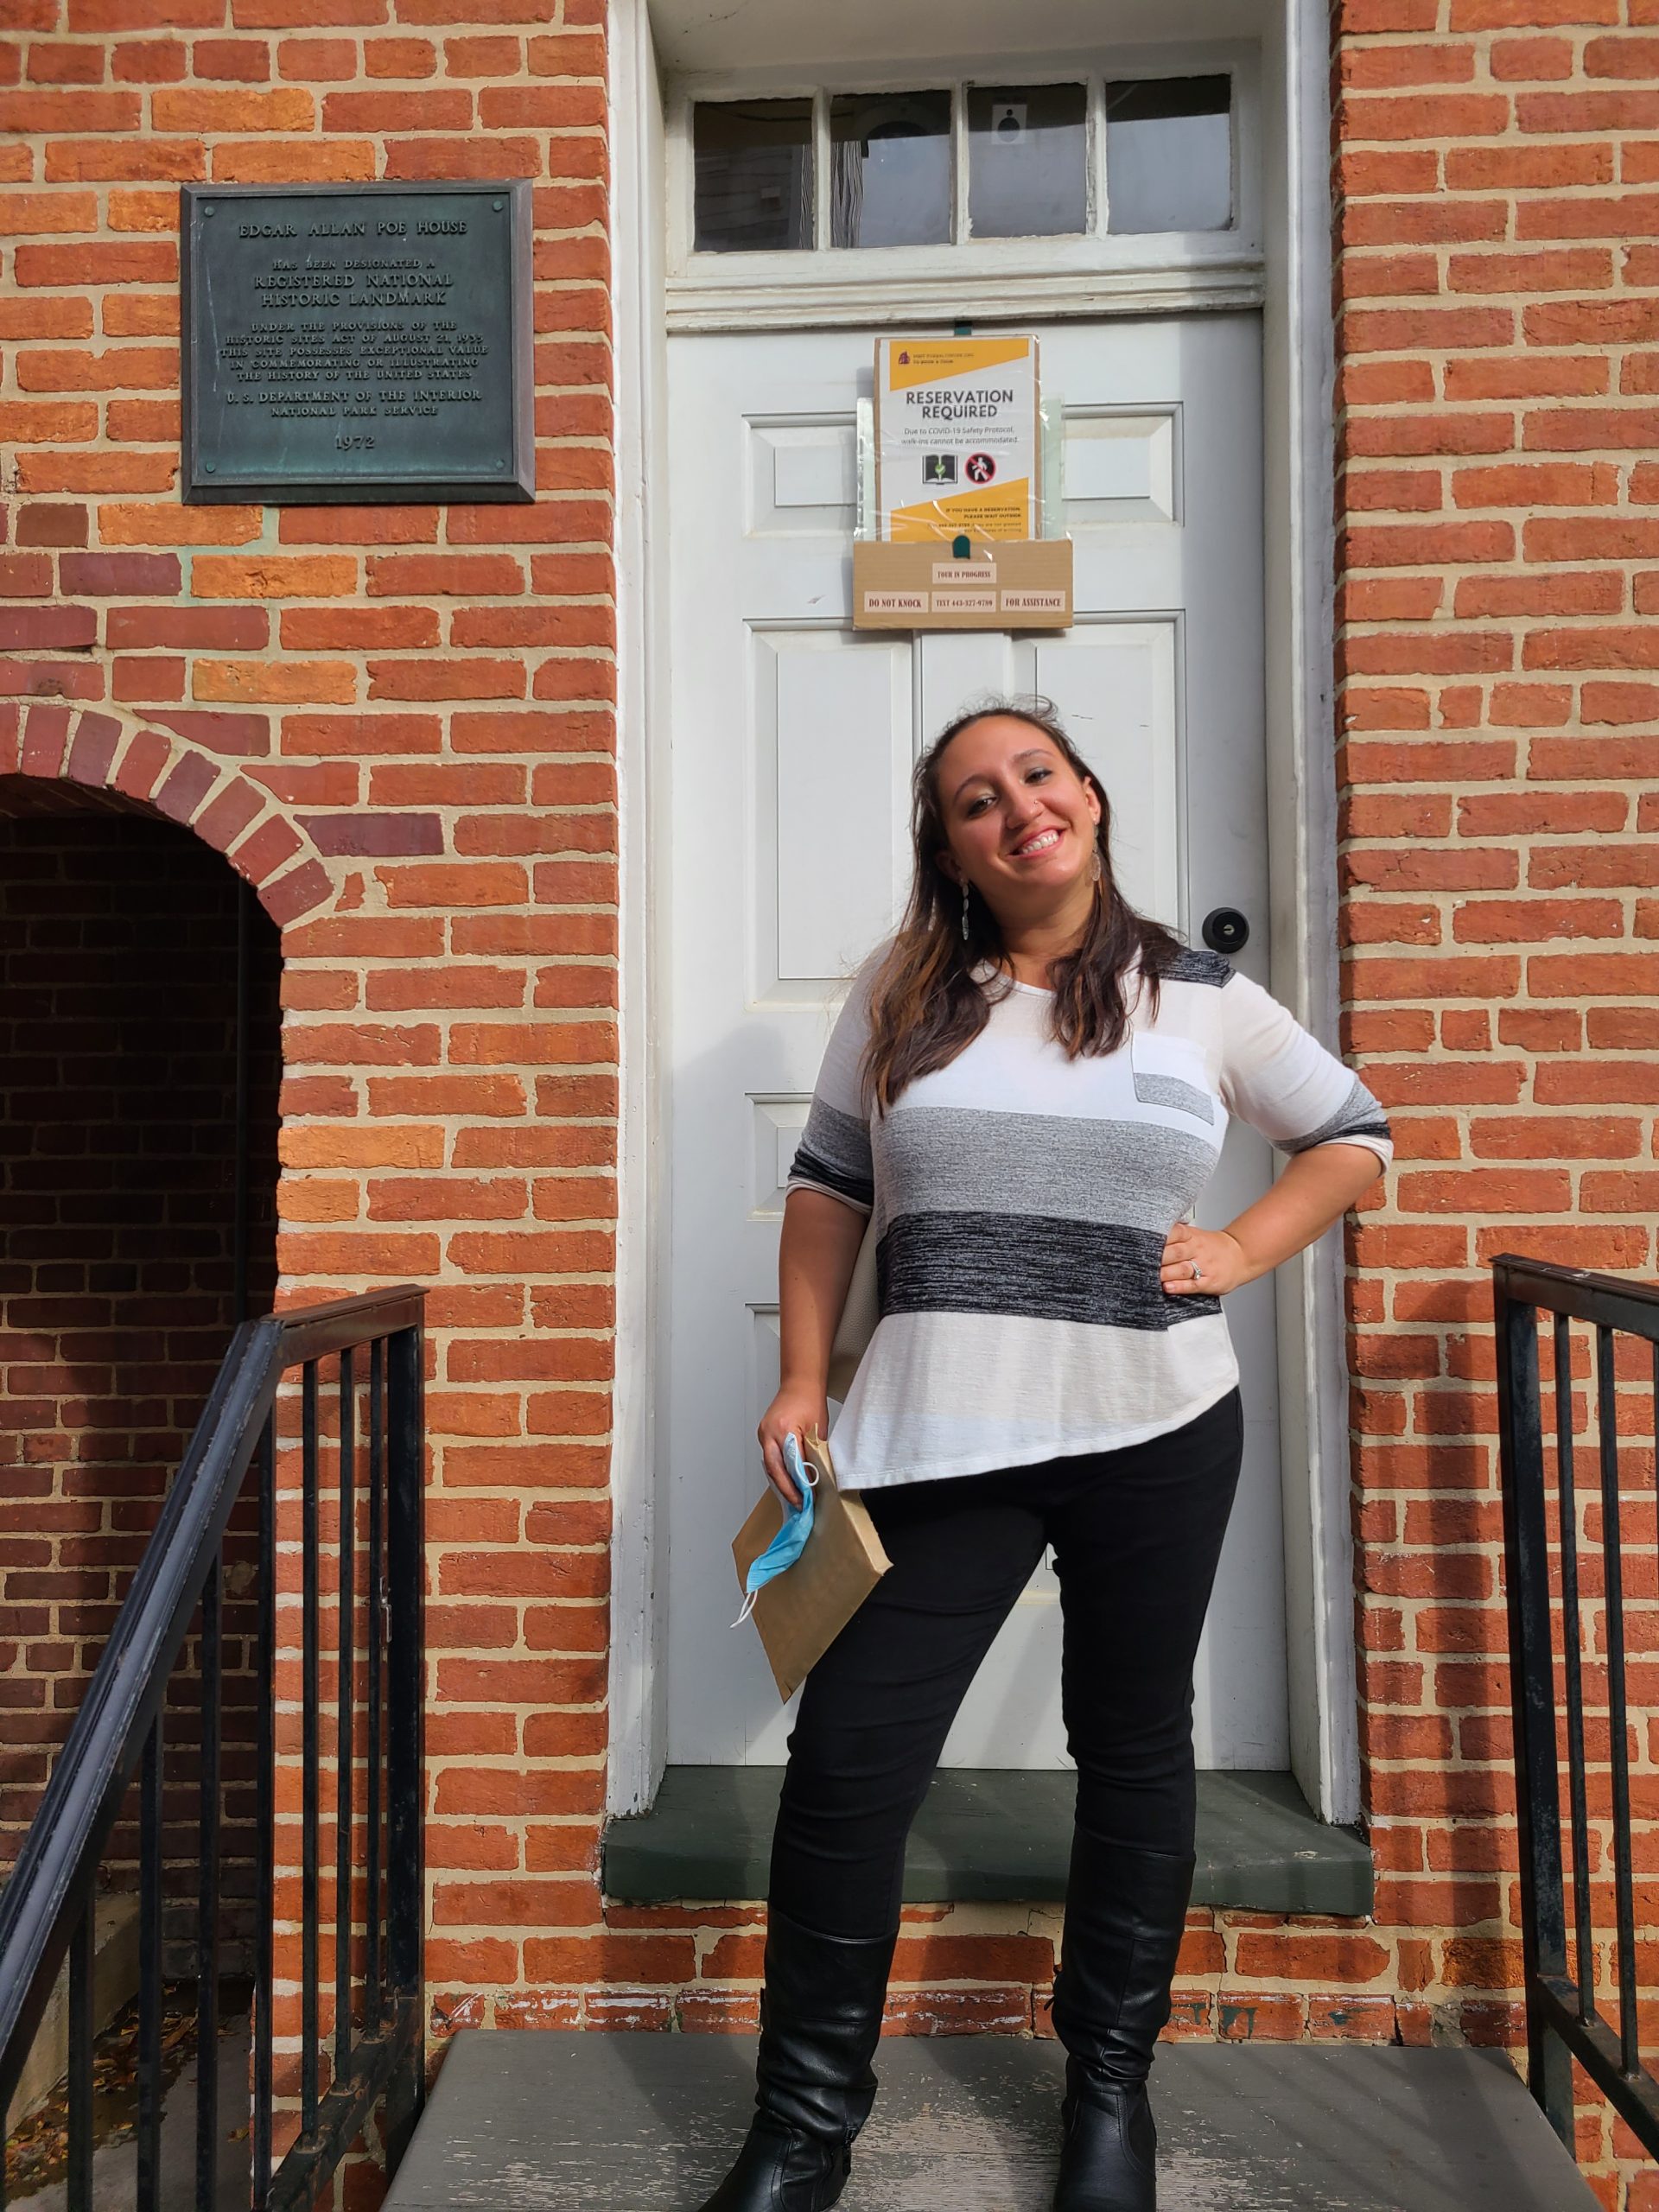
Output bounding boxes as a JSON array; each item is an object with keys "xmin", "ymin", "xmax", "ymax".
[{"xmin": 767, "ymin": 1389, "xmax": 1245, "ymax": 1942}]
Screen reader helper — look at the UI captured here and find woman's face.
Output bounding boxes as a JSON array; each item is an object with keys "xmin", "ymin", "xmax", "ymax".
[{"xmin": 932, "ymin": 716, "xmax": 1103, "ymax": 918}]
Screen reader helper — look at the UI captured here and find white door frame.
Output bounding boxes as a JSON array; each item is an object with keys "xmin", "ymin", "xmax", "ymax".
[{"xmin": 607, "ymin": 0, "xmax": 1358, "ymax": 1823}]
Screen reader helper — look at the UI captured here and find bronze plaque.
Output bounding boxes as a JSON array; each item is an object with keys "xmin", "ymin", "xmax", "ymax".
[{"xmin": 181, "ymin": 181, "xmax": 533, "ymax": 504}]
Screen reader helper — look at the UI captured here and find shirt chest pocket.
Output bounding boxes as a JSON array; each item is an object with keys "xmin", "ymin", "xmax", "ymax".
[{"xmin": 1128, "ymin": 1030, "xmax": 1221, "ymax": 1129}]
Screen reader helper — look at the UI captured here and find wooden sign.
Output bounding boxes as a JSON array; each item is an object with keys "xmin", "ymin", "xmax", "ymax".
[{"xmin": 852, "ymin": 538, "xmax": 1073, "ymax": 631}]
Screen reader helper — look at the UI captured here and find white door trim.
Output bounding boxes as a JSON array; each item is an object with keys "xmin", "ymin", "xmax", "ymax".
[
  {"xmin": 666, "ymin": 260, "xmax": 1264, "ymax": 336},
  {"xmin": 607, "ymin": 0, "xmax": 1358, "ymax": 1823},
  {"xmin": 1266, "ymin": 0, "xmax": 1359, "ymax": 1826},
  {"xmin": 661, "ymin": 39, "xmax": 1266, "ymax": 334},
  {"xmin": 607, "ymin": 0, "xmax": 669, "ymax": 1815}
]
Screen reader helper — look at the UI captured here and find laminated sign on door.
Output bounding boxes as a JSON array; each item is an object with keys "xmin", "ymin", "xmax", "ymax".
[{"xmin": 875, "ymin": 335, "xmax": 1039, "ymax": 543}]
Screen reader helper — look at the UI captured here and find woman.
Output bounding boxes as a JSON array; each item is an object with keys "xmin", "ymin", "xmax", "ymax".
[{"xmin": 699, "ymin": 699, "xmax": 1390, "ymax": 2212}]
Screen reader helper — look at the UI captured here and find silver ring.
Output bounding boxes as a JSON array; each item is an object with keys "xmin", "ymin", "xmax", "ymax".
[{"xmin": 1191, "ymin": 1261, "xmax": 1204, "ymax": 1281}]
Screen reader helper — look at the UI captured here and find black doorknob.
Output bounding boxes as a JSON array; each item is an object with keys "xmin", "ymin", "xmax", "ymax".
[{"xmin": 1202, "ymin": 907, "xmax": 1250, "ymax": 956}]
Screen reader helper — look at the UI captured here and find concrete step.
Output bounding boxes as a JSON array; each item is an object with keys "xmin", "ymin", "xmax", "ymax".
[
  {"xmin": 385, "ymin": 2027, "xmax": 1600, "ymax": 2212},
  {"xmin": 8, "ymin": 2012, "xmax": 251, "ymax": 2212},
  {"xmin": 4, "ymin": 1897, "xmax": 141, "ymax": 2133}
]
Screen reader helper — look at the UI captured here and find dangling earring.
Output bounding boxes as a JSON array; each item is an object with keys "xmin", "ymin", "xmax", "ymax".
[
  {"xmin": 960, "ymin": 880, "xmax": 971, "ymax": 941},
  {"xmin": 1090, "ymin": 841, "xmax": 1103, "ymax": 887}
]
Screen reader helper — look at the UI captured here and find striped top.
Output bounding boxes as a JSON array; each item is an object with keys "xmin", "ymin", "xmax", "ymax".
[{"xmin": 785, "ymin": 947, "xmax": 1392, "ymax": 1490}]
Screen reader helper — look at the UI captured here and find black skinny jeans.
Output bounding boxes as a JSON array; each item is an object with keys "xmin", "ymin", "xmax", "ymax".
[{"xmin": 767, "ymin": 1388, "xmax": 1245, "ymax": 1942}]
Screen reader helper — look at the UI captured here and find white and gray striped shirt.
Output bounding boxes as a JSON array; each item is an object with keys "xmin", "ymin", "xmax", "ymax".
[{"xmin": 786, "ymin": 947, "xmax": 1392, "ymax": 1490}]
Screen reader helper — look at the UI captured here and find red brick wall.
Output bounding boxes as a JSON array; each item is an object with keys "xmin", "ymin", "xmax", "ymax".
[
  {"xmin": 1332, "ymin": 3, "xmax": 1659, "ymax": 2200},
  {"xmin": 0, "ymin": 796, "xmax": 280, "ymax": 1965},
  {"xmin": 0, "ymin": 0, "xmax": 620, "ymax": 2102}
]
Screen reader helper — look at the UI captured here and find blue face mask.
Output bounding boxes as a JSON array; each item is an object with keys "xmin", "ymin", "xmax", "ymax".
[{"xmin": 734, "ymin": 1434, "xmax": 819, "ymax": 1626}]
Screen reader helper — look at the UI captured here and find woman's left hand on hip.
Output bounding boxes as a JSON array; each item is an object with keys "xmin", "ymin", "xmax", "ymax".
[{"xmin": 1160, "ymin": 1225, "xmax": 1249, "ymax": 1296}]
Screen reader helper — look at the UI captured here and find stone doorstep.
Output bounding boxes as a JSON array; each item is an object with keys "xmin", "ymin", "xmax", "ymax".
[
  {"xmin": 601, "ymin": 1767, "xmax": 1374, "ymax": 1917},
  {"xmin": 4, "ymin": 1895, "xmax": 142, "ymax": 2134},
  {"xmin": 385, "ymin": 2030, "xmax": 1600, "ymax": 2212}
]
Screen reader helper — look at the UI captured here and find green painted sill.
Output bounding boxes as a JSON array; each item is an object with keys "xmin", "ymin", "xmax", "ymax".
[{"xmin": 602, "ymin": 1767, "xmax": 1372, "ymax": 1919}]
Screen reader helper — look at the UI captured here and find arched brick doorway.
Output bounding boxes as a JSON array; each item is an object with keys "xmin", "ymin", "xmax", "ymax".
[{"xmin": 0, "ymin": 778, "xmax": 282, "ymax": 1979}]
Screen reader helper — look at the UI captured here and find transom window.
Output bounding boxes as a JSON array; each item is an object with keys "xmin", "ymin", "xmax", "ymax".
[{"xmin": 690, "ymin": 74, "xmax": 1232, "ymax": 255}]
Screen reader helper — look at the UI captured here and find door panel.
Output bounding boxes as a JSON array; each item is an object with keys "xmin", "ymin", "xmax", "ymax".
[
  {"xmin": 761, "ymin": 630, "xmax": 912, "ymax": 988},
  {"xmin": 748, "ymin": 416, "xmax": 861, "ymax": 531},
  {"xmin": 1061, "ymin": 410, "xmax": 1177, "ymax": 522},
  {"xmin": 917, "ymin": 632, "xmax": 1014, "ymax": 731},
  {"xmin": 1030, "ymin": 621, "xmax": 1179, "ymax": 925},
  {"xmin": 663, "ymin": 318, "xmax": 1286, "ymax": 1770}
]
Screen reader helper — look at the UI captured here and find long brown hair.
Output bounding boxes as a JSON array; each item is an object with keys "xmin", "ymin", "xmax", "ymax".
[{"xmin": 861, "ymin": 696, "xmax": 1184, "ymax": 1114}]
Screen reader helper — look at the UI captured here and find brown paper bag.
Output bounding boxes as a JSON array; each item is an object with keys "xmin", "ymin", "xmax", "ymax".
[{"xmin": 732, "ymin": 1431, "xmax": 892, "ymax": 1701}]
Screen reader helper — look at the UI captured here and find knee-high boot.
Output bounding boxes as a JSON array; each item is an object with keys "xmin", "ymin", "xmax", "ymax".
[
  {"xmin": 695, "ymin": 1904, "xmax": 898, "ymax": 2212},
  {"xmin": 1047, "ymin": 1830, "xmax": 1197, "ymax": 2212}
]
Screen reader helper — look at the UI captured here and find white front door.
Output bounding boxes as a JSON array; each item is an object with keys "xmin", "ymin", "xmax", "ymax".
[{"xmin": 661, "ymin": 315, "xmax": 1287, "ymax": 1771}]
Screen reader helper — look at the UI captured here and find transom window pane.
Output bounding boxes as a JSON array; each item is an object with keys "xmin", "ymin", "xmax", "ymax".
[
  {"xmin": 693, "ymin": 99, "xmax": 814, "ymax": 254},
  {"xmin": 1105, "ymin": 76, "xmax": 1232, "ymax": 233},
  {"xmin": 966, "ymin": 82, "xmax": 1087, "ymax": 240},
  {"xmin": 830, "ymin": 91, "xmax": 951, "ymax": 249}
]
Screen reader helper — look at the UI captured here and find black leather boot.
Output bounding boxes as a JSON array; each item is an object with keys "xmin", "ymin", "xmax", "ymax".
[
  {"xmin": 1048, "ymin": 1830, "xmax": 1197, "ymax": 2212},
  {"xmin": 695, "ymin": 1904, "xmax": 897, "ymax": 2212}
]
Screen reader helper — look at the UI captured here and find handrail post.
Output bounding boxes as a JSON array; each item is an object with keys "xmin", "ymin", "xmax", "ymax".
[
  {"xmin": 384, "ymin": 1315, "xmax": 426, "ymax": 2163},
  {"xmin": 1494, "ymin": 1262, "xmax": 1573, "ymax": 2148}
]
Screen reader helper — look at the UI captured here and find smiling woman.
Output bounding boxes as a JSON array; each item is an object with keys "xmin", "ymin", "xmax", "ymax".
[
  {"xmin": 693, "ymin": 697, "xmax": 1391, "ymax": 2212},
  {"xmin": 772, "ymin": 697, "xmax": 1391, "ymax": 1493}
]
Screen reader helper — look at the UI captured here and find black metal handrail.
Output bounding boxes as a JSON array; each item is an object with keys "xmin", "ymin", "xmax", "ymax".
[
  {"xmin": 0, "ymin": 1287, "xmax": 426, "ymax": 2212},
  {"xmin": 1496, "ymin": 1254, "xmax": 1659, "ymax": 2163}
]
